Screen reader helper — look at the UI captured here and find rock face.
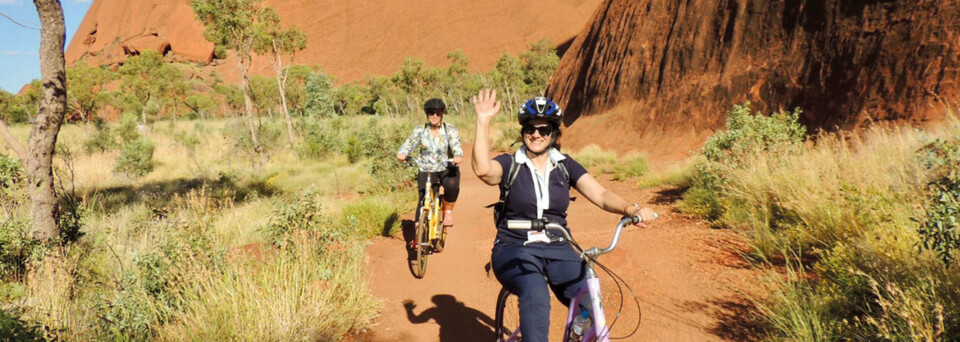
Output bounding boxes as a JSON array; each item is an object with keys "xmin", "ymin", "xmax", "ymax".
[
  {"xmin": 67, "ymin": 0, "xmax": 602, "ymax": 83},
  {"xmin": 548, "ymin": 0, "xmax": 960, "ymax": 150},
  {"xmin": 66, "ymin": 0, "xmax": 215, "ymax": 67}
]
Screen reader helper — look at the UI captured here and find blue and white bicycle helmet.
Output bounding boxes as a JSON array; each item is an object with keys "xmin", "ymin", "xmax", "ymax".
[{"xmin": 518, "ymin": 97, "xmax": 562, "ymax": 126}]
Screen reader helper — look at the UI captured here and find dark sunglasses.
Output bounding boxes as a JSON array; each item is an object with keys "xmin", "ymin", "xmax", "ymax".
[
  {"xmin": 426, "ymin": 110, "xmax": 445, "ymax": 116},
  {"xmin": 521, "ymin": 124, "xmax": 554, "ymax": 136}
]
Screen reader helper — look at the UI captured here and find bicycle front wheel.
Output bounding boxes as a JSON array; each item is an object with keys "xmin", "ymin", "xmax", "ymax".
[
  {"xmin": 413, "ymin": 211, "xmax": 430, "ymax": 278},
  {"xmin": 494, "ymin": 287, "xmax": 522, "ymax": 342}
]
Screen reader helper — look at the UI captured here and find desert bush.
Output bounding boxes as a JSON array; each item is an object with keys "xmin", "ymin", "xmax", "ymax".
[
  {"xmin": 117, "ymin": 113, "xmax": 141, "ymax": 143},
  {"xmin": 114, "ymin": 138, "xmax": 156, "ymax": 178},
  {"xmin": 83, "ymin": 118, "xmax": 119, "ymax": 154},
  {"xmin": 915, "ymin": 137, "xmax": 960, "ymax": 266},
  {"xmin": 223, "ymin": 119, "xmax": 284, "ymax": 155},
  {"xmin": 261, "ymin": 193, "xmax": 343, "ymax": 249},
  {"xmin": 679, "ymin": 103, "xmax": 805, "ymax": 222},
  {"xmin": 0, "ymin": 218, "xmax": 44, "ymax": 281}
]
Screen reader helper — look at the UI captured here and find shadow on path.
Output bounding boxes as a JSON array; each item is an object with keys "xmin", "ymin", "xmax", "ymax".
[{"xmin": 403, "ymin": 294, "xmax": 496, "ymax": 342}]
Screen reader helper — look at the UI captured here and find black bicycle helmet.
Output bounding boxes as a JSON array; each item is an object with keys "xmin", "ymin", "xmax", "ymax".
[
  {"xmin": 518, "ymin": 97, "xmax": 562, "ymax": 126},
  {"xmin": 423, "ymin": 98, "xmax": 446, "ymax": 113}
]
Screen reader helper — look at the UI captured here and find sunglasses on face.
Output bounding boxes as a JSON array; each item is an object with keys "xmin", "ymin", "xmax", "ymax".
[
  {"xmin": 521, "ymin": 124, "xmax": 554, "ymax": 136},
  {"xmin": 426, "ymin": 110, "xmax": 445, "ymax": 116}
]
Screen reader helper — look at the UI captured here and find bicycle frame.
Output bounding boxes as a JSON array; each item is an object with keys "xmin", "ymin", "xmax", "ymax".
[{"xmin": 498, "ymin": 217, "xmax": 640, "ymax": 342}]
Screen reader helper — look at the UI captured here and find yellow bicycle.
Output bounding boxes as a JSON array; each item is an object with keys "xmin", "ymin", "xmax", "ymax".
[{"xmin": 407, "ymin": 158, "xmax": 453, "ymax": 279}]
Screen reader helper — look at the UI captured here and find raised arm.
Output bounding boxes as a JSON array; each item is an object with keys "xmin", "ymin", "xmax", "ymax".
[{"xmin": 471, "ymin": 89, "xmax": 503, "ymax": 185}]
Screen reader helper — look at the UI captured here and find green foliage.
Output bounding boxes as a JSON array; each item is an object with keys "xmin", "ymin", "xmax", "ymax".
[
  {"xmin": 192, "ymin": 0, "xmax": 263, "ymax": 61},
  {"xmin": 612, "ymin": 153, "xmax": 650, "ymax": 181},
  {"xmin": 118, "ymin": 50, "xmax": 184, "ymax": 124},
  {"xmin": 184, "ymin": 93, "xmax": 217, "ymax": 119},
  {"xmin": 114, "ymin": 138, "xmax": 156, "ymax": 178},
  {"xmin": 249, "ymin": 75, "xmax": 280, "ymax": 115},
  {"xmin": 83, "ymin": 118, "xmax": 119, "ymax": 154},
  {"xmin": 0, "ymin": 81, "xmax": 39, "ymax": 124},
  {"xmin": 117, "ymin": 113, "xmax": 141, "ymax": 143},
  {"xmin": 66, "ymin": 64, "xmax": 113, "ymax": 122},
  {"xmin": 283, "ymin": 64, "xmax": 313, "ymax": 115},
  {"xmin": 520, "ymin": 39, "xmax": 560, "ymax": 95},
  {"xmin": 340, "ymin": 198, "xmax": 400, "ymax": 238},
  {"xmin": 0, "ymin": 154, "xmax": 24, "ymax": 192},
  {"xmin": 260, "ymin": 193, "xmax": 343, "ymax": 249},
  {"xmin": 0, "ymin": 218, "xmax": 44, "ymax": 281},
  {"xmin": 224, "ymin": 119, "xmax": 283, "ymax": 154},
  {"xmin": 916, "ymin": 138, "xmax": 960, "ymax": 266},
  {"xmin": 303, "ymin": 69, "xmax": 336, "ymax": 117},
  {"xmin": 680, "ymin": 103, "xmax": 806, "ymax": 221},
  {"xmin": 700, "ymin": 103, "xmax": 806, "ymax": 167}
]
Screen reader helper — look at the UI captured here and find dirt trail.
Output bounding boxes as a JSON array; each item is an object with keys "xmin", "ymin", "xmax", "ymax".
[{"xmin": 358, "ymin": 145, "xmax": 762, "ymax": 341}]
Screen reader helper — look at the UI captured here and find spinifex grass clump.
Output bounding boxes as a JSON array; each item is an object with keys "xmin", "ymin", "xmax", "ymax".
[{"xmin": 684, "ymin": 102, "xmax": 960, "ymax": 340}]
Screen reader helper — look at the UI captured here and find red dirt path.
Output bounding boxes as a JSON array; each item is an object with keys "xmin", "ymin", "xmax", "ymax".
[{"xmin": 358, "ymin": 145, "xmax": 763, "ymax": 341}]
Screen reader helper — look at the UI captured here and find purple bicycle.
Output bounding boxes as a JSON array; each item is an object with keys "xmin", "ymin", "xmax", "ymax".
[{"xmin": 494, "ymin": 216, "xmax": 647, "ymax": 342}]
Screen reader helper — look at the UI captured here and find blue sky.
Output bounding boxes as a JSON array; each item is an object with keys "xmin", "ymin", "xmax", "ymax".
[{"xmin": 0, "ymin": 0, "xmax": 92, "ymax": 93}]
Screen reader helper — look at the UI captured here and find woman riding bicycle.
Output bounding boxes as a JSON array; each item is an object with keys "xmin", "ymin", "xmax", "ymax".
[
  {"xmin": 471, "ymin": 89, "xmax": 657, "ymax": 342},
  {"xmin": 397, "ymin": 98, "xmax": 464, "ymax": 228}
]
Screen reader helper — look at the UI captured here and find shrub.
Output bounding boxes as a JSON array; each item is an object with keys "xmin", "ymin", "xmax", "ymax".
[
  {"xmin": 114, "ymin": 138, "xmax": 155, "ymax": 178},
  {"xmin": 83, "ymin": 118, "xmax": 119, "ymax": 154},
  {"xmin": 0, "ymin": 218, "xmax": 44, "ymax": 281},
  {"xmin": 261, "ymin": 193, "xmax": 343, "ymax": 250},
  {"xmin": 117, "ymin": 113, "xmax": 141, "ymax": 143},
  {"xmin": 680, "ymin": 103, "xmax": 805, "ymax": 221},
  {"xmin": 916, "ymin": 138, "xmax": 960, "ymax": 266},
  {"xmin": 0, "ymin": 155, "xmax": 25, "ymax": 210},
  {"xmin": 224, "ymin": 119, "xmax": 284, "ymax": 154}
]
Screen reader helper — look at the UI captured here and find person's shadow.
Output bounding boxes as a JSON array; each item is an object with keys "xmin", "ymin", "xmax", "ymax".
[{"xmin": 403, "ymin": 294, "xmax": 497, "ymax": 342}]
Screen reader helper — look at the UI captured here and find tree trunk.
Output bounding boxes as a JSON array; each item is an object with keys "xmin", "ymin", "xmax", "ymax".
[
  {"xmin": 237, "ymin": 58, "xmax": 262, "ymax": 153},
  {"xmin": 29, "ymin": 0, "xmax": 67, "ymax": 241},
  {"xmin": 272, "ymin": 52, "xmax": 296, "ymax": 144}
]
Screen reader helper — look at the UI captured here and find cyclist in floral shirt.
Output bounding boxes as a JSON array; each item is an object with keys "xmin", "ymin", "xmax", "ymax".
[{"xmin": 397, "ymin": 98, "xmax": 464, "ymax": 227}]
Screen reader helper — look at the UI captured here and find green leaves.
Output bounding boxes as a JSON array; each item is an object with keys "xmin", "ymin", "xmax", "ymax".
[{"xmin": 915, "ymin": 138, "xmax": 960, "ymax": 266}]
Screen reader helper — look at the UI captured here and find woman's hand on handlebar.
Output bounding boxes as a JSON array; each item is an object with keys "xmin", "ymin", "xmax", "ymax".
[{"xmin": 631, "ymin": 207, "xmax": 658, "ymax": 228}]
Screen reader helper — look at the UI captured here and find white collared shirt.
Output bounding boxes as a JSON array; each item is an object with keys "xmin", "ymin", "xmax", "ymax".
[{"xmin": 514, "ymin": 147, "xmax": 567, "ymax": 218}]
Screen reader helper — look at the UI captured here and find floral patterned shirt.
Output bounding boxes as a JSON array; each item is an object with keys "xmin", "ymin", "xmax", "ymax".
[{"xmin": 397, "ymin": 122, "xmax": 464, "ymax": 172}]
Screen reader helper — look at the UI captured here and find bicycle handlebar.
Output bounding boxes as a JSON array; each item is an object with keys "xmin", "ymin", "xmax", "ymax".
[
  {"xmin": 507, "ymin": 216, "xmax": 647, "ymax": 258},
  {"xmin": 403, "ymin": 157, "xmax": 456, "ymax": 169}
]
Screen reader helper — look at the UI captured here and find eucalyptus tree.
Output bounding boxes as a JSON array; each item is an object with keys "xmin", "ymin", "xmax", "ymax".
[
  {"xmin": 66, "ymin": 63, "xmax": 112, "ymax": 123},
  {"xmin": 253, "ymin": 7, "xmax": 306, "ymax": 144},
  {"xmin": 193, "ymin": 0, "xmax": 267, "ymax": 153}
]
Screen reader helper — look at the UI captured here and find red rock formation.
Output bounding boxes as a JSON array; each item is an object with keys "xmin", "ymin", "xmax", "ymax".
[
  {"xmin": 548, "ymin": 0, "xmax": 960, "ymax": 153},
  {"xmin": 66, "ymin": 0, "xmax": 215, "ymax": 67},
  {"xmin": 67, "ymin": 0, "xmax": 602, "ymax": 84}
]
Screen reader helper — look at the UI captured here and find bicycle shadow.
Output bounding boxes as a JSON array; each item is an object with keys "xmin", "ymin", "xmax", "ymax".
[{"xmin": 403, "ymin": 294, "xmax": 497, "ymax": 342}]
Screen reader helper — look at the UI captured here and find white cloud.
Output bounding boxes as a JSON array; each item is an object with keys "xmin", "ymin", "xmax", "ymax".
[
  {"xmin": 0, "ymin": 0, "xmax": 23, "ymax": 6},
  {"xmin": 3, "ymin": 50, "xmax": 38, "ymax": 56}
]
